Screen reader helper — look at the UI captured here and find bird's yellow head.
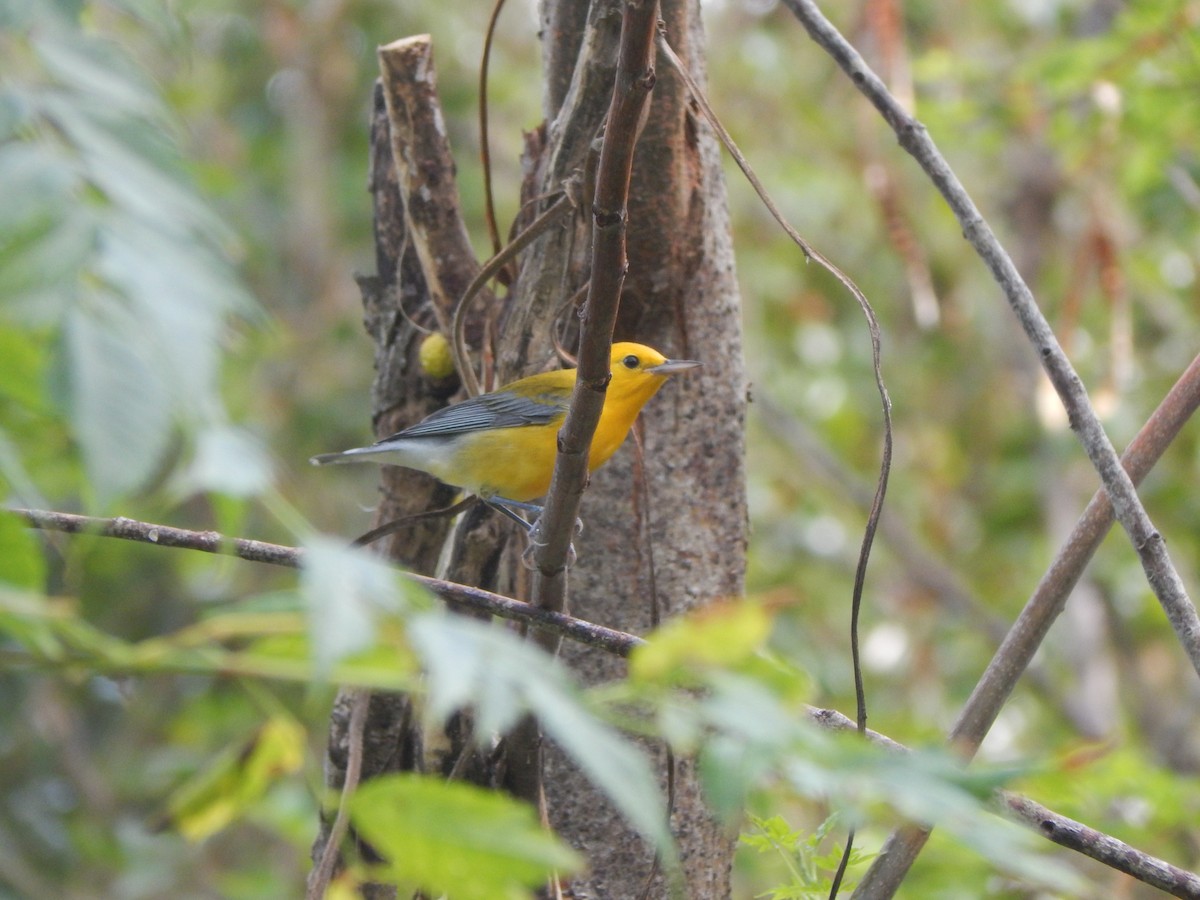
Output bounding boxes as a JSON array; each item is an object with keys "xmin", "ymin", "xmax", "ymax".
[{"xmin": 605, "ymin": 341, "xmax": 701, "ymax": 410}]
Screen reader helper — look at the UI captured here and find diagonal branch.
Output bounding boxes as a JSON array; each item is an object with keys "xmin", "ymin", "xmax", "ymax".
[
  {"xmin": 781, "ymin": 0, "xmax": 1200, "ymax": 685},
  {"xmin": 1000, "ymin": 793, "xmax": 1200, "ymax": 900},
  {"xmin": 854, "ymin": 353, "xmax": 1200, "ymax": 890},
  {"xmin": 9, "ymin": 508, "xmax": 642, "ymax": 657},
  {"xmin": 951, "ymin": 353, "xmax": 1200, "ymax": 753}
]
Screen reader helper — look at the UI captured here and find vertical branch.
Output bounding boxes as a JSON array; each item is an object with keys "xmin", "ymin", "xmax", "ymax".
[
  {"xmin": 502, "ymin": 0, "xmax": 662, "ymax": 817},
  {"xmin": 530, "ymin": 0, "xmax": 661, "ymax": 611},
  {"xmin": 378, "ymin": 36, "xmax": 498, "ymax": 381},
  {"xmin": 527, "ymin": 1, "xmax": 748, "ymax": 896}
]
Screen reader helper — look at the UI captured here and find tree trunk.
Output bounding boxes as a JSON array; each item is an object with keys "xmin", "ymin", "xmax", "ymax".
[
  {"xmin": 312, "ymin": 1, "xmax": 746, "ymax": 894},
  {"xmin": 524, "ymin": 0, "xmax": 747, "ymax": 895}
]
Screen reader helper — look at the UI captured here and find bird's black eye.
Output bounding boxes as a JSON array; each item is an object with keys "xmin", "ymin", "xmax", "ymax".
[{"xmin": 622, "ymin": 354, "xmax": 640, "ymax": 369}]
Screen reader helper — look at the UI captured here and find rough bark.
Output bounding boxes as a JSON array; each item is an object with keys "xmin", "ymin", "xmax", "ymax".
[
  {"xmin": 529, "ymin": 1, "xmax": 748, "ymax": 896},
  {"xmin": 308, "ymin": 72, "xmax": 467, "ymax": 899}
]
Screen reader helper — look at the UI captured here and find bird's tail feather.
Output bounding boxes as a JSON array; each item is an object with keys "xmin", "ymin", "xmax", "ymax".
[{"xmin": 309, "ymin": 446, "xmax": 388, "ymax": 466}]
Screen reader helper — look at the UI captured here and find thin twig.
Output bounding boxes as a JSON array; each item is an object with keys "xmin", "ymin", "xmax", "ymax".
[
  {"xmin": 451, "ymin": 190, "xmax": 576, "ymax": 397},
  {"xmin": 306, "ymin": 689, "xmax": 370, "ymax": 900},
  {"xmin": 756, "ymin": 397, "xmax": 1075, "ymax": 718},
  {"xmin": 478, "ymin": 0, "xmax": 508, "ymax": 260},
  {"xmin": 654, "ymin": 30, "xmax": 893, "ymax": 897},
  {"xmin": 654, "ymin": 29, "xmax": 893, "ymax": 730},
  {"xmin": 350, "ymin": 496, "xmax": 478, "ymax": 547},
  {"xmin": 10, "ymin": 508, "xmax": 643, "ymax": 657}
]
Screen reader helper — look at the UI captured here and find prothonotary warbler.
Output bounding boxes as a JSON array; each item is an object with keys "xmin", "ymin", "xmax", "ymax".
[{"xmin": 310, "ymin": 342, "xmax": 700, "ymax": 508}]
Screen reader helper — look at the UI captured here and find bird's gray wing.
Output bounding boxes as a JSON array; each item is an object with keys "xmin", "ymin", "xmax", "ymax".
[{"xmin": 378, "ymin": 388, "xmax": 568, "ymax": 442}]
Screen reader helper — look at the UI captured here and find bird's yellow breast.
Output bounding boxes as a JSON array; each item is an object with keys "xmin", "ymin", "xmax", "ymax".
[{"xmin": 456, "ymin": 421, "xmax": 564, "ymax": 502}]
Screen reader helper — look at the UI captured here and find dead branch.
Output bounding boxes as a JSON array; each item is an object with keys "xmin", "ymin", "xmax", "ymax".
[
  {"xmin": 10, "ymin": 508, "xmax": 642, "ymax": 657},
  {"xmin": 1001, "ymin": 793, "xmax": 1200, "ymax": 900},
  {"xmin": 378, "ymin": 35, "xmax": 495, "ymax": 344}
]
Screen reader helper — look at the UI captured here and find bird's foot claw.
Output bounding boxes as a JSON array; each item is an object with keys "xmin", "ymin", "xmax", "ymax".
[
  {"xmin": 520, "ymin": 540, "xmax": 577, "ymax": 570},
  {"xmin": 521, "ymin": 517, "xmax": 576, "ymax": 570}
]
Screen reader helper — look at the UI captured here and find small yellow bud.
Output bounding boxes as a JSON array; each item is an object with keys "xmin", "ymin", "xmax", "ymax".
[{"xmin": 418, "ymin": 332, "xmax": 456, "ymax": 380}]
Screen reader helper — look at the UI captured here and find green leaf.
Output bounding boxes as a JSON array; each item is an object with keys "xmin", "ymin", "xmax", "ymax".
[
  {"xmin": 631, "ymin": 599, "xmax": 774, "ymax": 683},
  {"xmin": 410, "ymin": 614, "xmax": 536, "ymax": 735},
  {"xmin": 300, "ymin": 538, "xmax": 422, "ymax": 673},
  {"xmin": 349, "ymin": 774, "xmax": 582, "ymax": 899},
  {"xmin": 0, "ymin": 428, "xmax": 50, "ymax": 510},
  {"xmin": 410, "ymin": 614, "xmax": 673, "ymax": 859},
  {"xmin": 33, "ymin": 25, "xmax": 164, "ymax": 120},
  {"xmin": 0, "ymin": 585, "xmax": 62, "ymax": 660},
  {"xmin": 177, "ymin": 425, "xmax": 273, "ymax": 498},
  {"xmin": 95, "ymin": 215, "xmax": 253, "ymax": 413},
  {"xmin": 0, "ymin": 325, "xmax": 47, "ymax": 410},
  {"xmin": 0, "ymin": 210, "xmax": 94, "ymax": 323},
  {"xmin": 0, "ymin": 511, "xmax": 45, "ymax": 590},
  {"xmin": 0, "ymin": 3, "xmax": 260, "ymax": 511},
  {"xmin": 0, "ymin": 139, "xmax": 78, "ymax": 233},
  {"xmin": 61, "ymin": 302, "xmax": 172, "ymax": 503},
  {"xmin": 168, "ymin": 715, "xmax": 306, "ymax": 841}
]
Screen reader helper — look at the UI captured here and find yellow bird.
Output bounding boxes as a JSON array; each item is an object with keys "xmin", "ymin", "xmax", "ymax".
[{"xmin": 311, "ymin": 342, "xmax": 700, "ymax": 508}]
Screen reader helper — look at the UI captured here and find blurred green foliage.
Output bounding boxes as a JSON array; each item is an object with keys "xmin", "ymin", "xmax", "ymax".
[{"xmin": 1, "ymin": 0, "xmax": 1199, "ymax": 896}]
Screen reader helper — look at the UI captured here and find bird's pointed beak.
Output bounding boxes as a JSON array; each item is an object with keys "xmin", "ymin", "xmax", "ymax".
[{"xmin": 647, "ymin": 357, "xmax": 702, "ymax": 376}]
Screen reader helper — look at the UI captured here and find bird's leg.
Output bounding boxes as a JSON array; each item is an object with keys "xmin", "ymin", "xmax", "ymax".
[
  {"xmin": 481, "ymin": 497, "xmax": 582, "ymax": 570},
  {"xmin": 483, "ymin": 496, "xmax": 584, "ymax": 538},
  {"xmin": 481, "ymin": 497, "xmax": 540, "ymax": 532}
]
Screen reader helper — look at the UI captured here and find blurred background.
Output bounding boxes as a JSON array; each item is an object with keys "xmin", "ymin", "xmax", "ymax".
[{"xmin": 1, "ymin": 0, "xmax": 1199, "ymax": 895}]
